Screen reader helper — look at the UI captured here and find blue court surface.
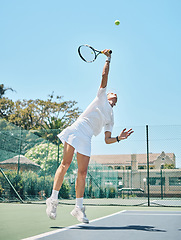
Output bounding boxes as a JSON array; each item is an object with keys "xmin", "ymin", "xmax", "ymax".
[{"xmin": 23, "ymin": 210, "xmax": 181, "ymax": 240}]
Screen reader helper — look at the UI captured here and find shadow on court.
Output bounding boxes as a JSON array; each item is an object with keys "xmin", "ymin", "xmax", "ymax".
[
  {"xmin": 23, "ymin": 210, "xmax": 181, "ymax": 240},
  {"xmin": 73, "ymin": 225, "xmax": 167, "ymax": 232},
  {"xmin": 50, "ymin": 226, "xmax": 64, "ymax": 229}
]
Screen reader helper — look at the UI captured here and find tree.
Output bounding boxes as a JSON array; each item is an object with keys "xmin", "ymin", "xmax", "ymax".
[
  {"xmin": 0, "ymin": 92, "xmax": 82, "ymax": 130},
  {"xmin": 0, "ymin": 84, "xmax": 15, "ymax": 98},
  {"xmin": 164, "ymin": 164, "xmax": 175, "ymax": 169},
  {"xmin": 0, "ymin": 97, "xmax": 14, "ymax": 120},
  {"xmin": 32, "ymin": 117, "xmax": 65, "ymax": 144}
]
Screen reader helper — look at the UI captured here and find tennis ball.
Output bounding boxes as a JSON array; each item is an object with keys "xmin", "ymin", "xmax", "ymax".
[{"xmin": 115, "ymin": 20, "xmax": 120, "ymax": 26}]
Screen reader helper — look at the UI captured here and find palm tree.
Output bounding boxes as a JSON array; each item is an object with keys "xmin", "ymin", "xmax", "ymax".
[
  {"xmin": 33, "ymin": 117, "xmax": 65, "ymax": 144},
  {"xmin": 0, "ymin": 84, "xmax": 15, "ymax": 98}
]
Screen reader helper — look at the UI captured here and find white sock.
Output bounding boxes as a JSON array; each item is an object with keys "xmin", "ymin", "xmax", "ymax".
[
  {"xmin": 50, "ymin": 190, "xmax": 59, "ymax": 200},
  {"xmin": 76, "ymin": 197, "xmax": 83, "ymax": 209}
]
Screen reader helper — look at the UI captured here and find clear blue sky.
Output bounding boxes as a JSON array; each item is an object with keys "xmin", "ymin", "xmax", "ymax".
[{"xmin": 1, "ymin": 0, "xmax": 181, "ymax": 167}]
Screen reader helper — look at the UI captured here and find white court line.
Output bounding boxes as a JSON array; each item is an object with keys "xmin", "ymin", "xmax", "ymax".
[
  {"xmin": 21, "ymin": 210, "xmax": 127, "ymax": 240},
  {"xmin": 122, "ymin": 211, "xmax": 181, "ymax": 216},
  {"xmin": 124, "ymin": 213, "xmax": 181, "ymax": 216}
]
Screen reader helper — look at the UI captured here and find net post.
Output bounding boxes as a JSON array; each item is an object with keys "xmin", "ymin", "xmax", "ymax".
[{"xmin": 146, "ymin": 125, "xmax": 150, "ymax": 206}]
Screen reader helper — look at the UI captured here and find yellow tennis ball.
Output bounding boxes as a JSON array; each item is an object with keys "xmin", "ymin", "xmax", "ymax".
[{"xmin": 115, "ymin": 20, "xmax": 120, "ymax": 26}]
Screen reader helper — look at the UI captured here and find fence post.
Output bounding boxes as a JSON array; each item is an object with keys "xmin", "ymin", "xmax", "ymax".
[
  {"xmin": 146, "ymin": 125, "xmax": 150, "ymax": 206},
  {"xmin": 57, "ymin": 138, "xmax": 60, "ymax": 168},
  {"xmin": 17, "ymin": 127, "xmax": 22, "ymax": 175},
  {"xmin": 43, "ymin": 142, "xmax": 49, "ymax": 193}
]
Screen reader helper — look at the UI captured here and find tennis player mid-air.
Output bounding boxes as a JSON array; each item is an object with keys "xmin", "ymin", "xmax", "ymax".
[{"xmin": 46, "ymin": 49, "xmax": 134, "ymax": 223}]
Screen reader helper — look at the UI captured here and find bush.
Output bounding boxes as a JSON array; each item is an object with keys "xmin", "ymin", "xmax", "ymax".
[
  {"xmin": 99, "ymin": 188, "xmax": 106, "ymax": 198},
  {"xmin": 0, "ymin": 170, "xmax": 70, "ymax": 200},
  {"xmin": 0, "ymin": 184, "xmax": 4, "ymax": 197},
  {"xmin": 1, "ymin": 171, "xmax": 24, "ymax": 199},
  {"xmin": 59, "ymin": 180, "xmax": 70, "ymax": 199},
  {"xmin": 23, "ymin": 172, "xmax": 40, "ymax": 197},
  {"xmin": 108, "ymin": 187, "xmax": 116, "ymax": 198}
]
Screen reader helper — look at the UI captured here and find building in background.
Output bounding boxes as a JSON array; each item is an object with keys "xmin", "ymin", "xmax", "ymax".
[
  {"xmin": 90, "ymin": 151, "xmax": 176, "ymax": 170},
  {"xmin": 90, "ymin": 151, "xmax": 181, "ymax": 197}
]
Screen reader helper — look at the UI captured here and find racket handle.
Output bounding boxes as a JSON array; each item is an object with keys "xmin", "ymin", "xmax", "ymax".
[{"xmin": 101, "ymin": 50, "xmax": 112, "ymax": 54}]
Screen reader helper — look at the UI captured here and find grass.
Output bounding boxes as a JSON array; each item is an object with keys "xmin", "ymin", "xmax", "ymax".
[{"xmin": 0, "ymin": 203, "xmax": 181, "ymax": 240}]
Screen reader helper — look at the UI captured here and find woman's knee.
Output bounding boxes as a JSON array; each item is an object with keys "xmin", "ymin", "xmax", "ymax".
[
  {"xmin": 59, "ymin": 143, "xmax": 75, "ymax": 171},
  {"xmin": 59, "ymin": 161, "xmax": 71, "ymax": 171},
  {"xmin": 77, "ymin": 169, "xmax": 88, "ymax": 179}
]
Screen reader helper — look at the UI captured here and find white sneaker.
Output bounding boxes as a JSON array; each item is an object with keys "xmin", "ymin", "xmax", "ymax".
[
  {"xmin": 46, "ymin": 198, "xmax": 59, "ymax": 220},
  {"xmin": 70, "ymin": 206, "xmax": 89, "ymax": 224}
]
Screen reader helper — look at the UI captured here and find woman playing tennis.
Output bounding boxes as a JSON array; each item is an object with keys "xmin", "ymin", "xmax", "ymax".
[{"xmin": 46, "ymin": 49, "xmax": 133, "ymax": 223}]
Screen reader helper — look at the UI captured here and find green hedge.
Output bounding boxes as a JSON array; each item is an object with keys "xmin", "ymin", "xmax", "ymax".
[{"xmin": 0, "ymin": 170, "xmax": 70, "ymax": 200}]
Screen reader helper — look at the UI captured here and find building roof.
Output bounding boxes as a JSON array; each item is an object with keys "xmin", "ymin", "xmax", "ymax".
[
  {"xmin": 0, "ymin": 155, "xmax": 41, "ymax": 171},
  {"xmin": 90, "ymin": 152, "xmax": 175, "ymax": 165}
]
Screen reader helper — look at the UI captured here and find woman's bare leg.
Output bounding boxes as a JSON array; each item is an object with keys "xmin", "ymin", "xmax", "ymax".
[
  {"xmin": 46, "ymin": 142, "xmax": 75, "ymax": 220},
  {"xmin": 70, "ymin": 152, "xmax": 90, "ymax": 223},
  {"xmin": 53, "ymin": 142, "xmax": 75, "ymax": 191},
  {"xmin": 75, "ymin": 152, "xmax": 90, "ymax": 198}
]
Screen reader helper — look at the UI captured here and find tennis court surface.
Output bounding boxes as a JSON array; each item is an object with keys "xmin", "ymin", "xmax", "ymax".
[{"xmin": 23, "ymin": 210, "xmax": 181, "ymax": 240}]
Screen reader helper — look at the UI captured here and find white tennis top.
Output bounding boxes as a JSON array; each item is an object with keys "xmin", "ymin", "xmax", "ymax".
[{"xmin": 77, "ymin": 87, "xmax": 114, "ymax": 136}]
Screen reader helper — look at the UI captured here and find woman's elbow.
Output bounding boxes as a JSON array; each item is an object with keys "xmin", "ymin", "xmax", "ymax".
[{"xmin": 105, "ymin": 138, "xmax": 110, "ymax": 144}]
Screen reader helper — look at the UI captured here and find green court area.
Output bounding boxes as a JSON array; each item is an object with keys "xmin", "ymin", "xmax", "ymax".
[{"xmin": 0, "ymin": 203, "xmax": 181, "ymax": 240}]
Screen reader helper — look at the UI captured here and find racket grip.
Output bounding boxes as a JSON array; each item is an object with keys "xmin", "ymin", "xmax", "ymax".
[{"xmin": 101, "ymin": 50, "xmax": 112, "ymax": 54}]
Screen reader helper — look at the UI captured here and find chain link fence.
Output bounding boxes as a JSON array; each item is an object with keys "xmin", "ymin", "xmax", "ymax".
[{"xmin": 0, "ymin": 118, "xmax": 181, "ymax": 206}]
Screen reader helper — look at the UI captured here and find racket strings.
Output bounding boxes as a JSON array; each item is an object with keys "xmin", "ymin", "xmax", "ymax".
[{"xmin": 79, "ymin": 46, "xmax": 96, "ymax": 62}]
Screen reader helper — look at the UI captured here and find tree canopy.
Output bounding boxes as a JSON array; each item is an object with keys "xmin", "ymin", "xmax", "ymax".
[
  {"xmin": 0, "ymin": 92, "xmax": 82, "ymax": 131},
  {"xmin": 0, "ymin": 84, "xmax": 15, "ymax": 98}
]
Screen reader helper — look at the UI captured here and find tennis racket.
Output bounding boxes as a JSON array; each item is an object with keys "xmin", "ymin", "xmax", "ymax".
[{"xmin": 78, "ymin": 44, "xmax": 112, "ymax": 63}]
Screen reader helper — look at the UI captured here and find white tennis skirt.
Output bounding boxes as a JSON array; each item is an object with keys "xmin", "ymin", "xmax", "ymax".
[{"xmin": 57, "ymin": 119, "xmax": 93, "ymax": 157}]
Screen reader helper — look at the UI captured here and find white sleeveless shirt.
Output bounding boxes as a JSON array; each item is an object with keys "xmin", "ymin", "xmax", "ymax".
[
  {"xmin": 57, "ymin": 87, "xmax": 114, "ymax": 156},
  {"xmin": 77, "ymin": 87, "xmax": 114, "ymax": 136}
]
